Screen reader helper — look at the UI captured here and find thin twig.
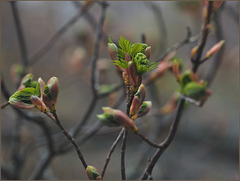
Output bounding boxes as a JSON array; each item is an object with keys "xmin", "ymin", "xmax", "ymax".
[
  {"xmin": 135, "ymin": 131, "xmax": 161, "ymax": 148},
  {"xmin": 143, "ymin": 1, "xmax": 168, "ymax": 56},
  {"xmin": 1, "ymin": 101, "xmax": 10, "ymax": 109},
  {"xmin": 140, "ymin": 98, "xmax": 185, "ymax": 180},
  {"xmin": 10, "ymin": 1, "xmax": 28, "ymax": 68},
  {"xmin": 204, "ymin": 5, "xmax": 225, "ymax": 86},
  {"xmin": 192, "ymin": 2, "xmax": 214, "ymax": 72},
  {"xmin": 101, "ymin": 128, "xmax": 125, "ymax": 179},
  {"xmin": 140, "ymin": 2, "xmax": 214, "ymax": 179},
  {"xmin": 28, "ymin": 4, "xmax": 93, "ymax": 66},
  {"xmin": 121, "ymin": 129, "xmax": 128, "ymax": 180},
  {"xmin": 52, "ymin": 111, "xmax": 88, "ymax": 169}
]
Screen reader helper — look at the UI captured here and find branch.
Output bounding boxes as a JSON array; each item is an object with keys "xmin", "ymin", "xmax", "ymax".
[
  {"xmin": 28, "ymin": 3, "xmax": 93, "ymax": 66},
  {"xmin": 157, "ymin": 27, "xmax": 199, "ymax": 62},
  {"xmin": 10, "ymin": 1, "xmax": 28, "ymax": 68},
  {"xmin": 121, "ymin": 129, "xmax": 128, "ymax": 180},
  {"xmin": 101, "ymin": 128, "xmax": 125, "ymax": 179},
  {"xmin": 52, "ymin": 112, "xmax": 88, "ymax": 169},
  {"xmin": 192, "ymin": 2, "xmax": 214, "ymax": 72},
  {"xmin": 140, "ymin": 98, "xmax": 185, "ymax": 180},
  {"xmin": 140, "ymin": 2, "xmax": 214, "ymax": 179}
]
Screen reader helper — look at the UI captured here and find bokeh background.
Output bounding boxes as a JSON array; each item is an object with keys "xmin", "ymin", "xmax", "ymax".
[{"xmin": 1, "ymin": 1, "xmax": 239, "ymax": 180}]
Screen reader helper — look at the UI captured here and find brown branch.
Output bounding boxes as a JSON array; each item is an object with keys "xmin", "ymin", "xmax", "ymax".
[
  {"xmin": 100, "ymin": 128, "xmax": 125, "ymax": 179},
  {"xmin": 121, "ymin": 129, "xmax": 128, "ymax": 180},
  {"xmin": 192, "ymin": 2, "xmax": 214, "ymax": 72},
  {"xmin": 28, "ymin": 3, "xmax": 93, "ymax": 66},
  {"xmin": 140, "ymin": 2, "xmax": 214, "ymax": 179},
  {"xmin": 1, "ymin": 101, "xmax": 10, "ymax": 109},
  {"xmin": 140, "ymin": 98, "xmax": 185, "ymax": 180},
  {"xmin": 52, "ymin": 112, "xmax": 88, "ymax": 169},
  {"xmin": 10, "ymin": 1, "xmax": 28, "ymax": 68}
]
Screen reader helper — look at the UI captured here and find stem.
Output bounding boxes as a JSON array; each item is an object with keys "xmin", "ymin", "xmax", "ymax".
[
  {"xmin": 28, "ymin": 4, "xmax": 92, "ymax": 66},
  {"xmin": 1, "ymin": 102, "xmax": 10, "ymax": 109},
  {"xmin": 101, "ymin": 128, "xmax": 125, "ymax": 179},
  {"xmin": 121, "ymin": 129, "xmax": 128, "ymax": 180},
  {"xmin": 140, "ymin": 98, "xmax": 185, "ymax": 180},
  {"xmin": 140, "ymin": 2, "xmax": 214, "ymax": 179},
  {"xmin": 135, "ymin": 131, "xmax": 161, "ymax": 148},
  {"xmin": 52, "ymin": 112, "xmax": 88, "ymax": 169},
  {"xmin": 192, "ymin": 1, "xmax": 213, "ymax": 72}
]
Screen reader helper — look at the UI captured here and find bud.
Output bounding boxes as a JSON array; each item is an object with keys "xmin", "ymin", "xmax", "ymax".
[
  {"xmin": 18, "ymin": 73, "xmax": 33, "ymax": 90},
  {"xmin": 108, "ymin": 42, "xmax": 118, "ymax": 60},
  {"xmin": 38, "ymin": 77, "xmax": 45, "ymax": 99},
  {"xmin": 179, "ymin": 70, "xmax": 198, "ymax": 88},
  {"xmin": 128, "ymin": 61, "xmax": 139, "ymax": 87},
  {"xmin": 145, "ymin": 46, "xmax": 151, "ymax": 59},
  {"xmin": 191, "ymin": 46, "xmax": 198, "ymax": 59},
  {"xmin": 182, "ymin": 81, "xmax": 209, "ymax": 101},
  {"xmin": 9, "ymin": 87, "xmax": 36, "ymax": 109},
  {"xmin": 30, "ymin": 95, "xmax": 48, "ymax": 113},
  {"xmin": 125, "ymin": 52, "xmax": 131, "ymax": 62},
  {"xmin": 205, "ymin": 40, "xmax": 225, "ymax": 58},
  {"xmin": 86, "ymin": 166, "xmax": 101, "ymax": 180},
  {"xmin": 129, "ymin": 96, "xmax": 141, "ymax": 117},
  {"xmin": 42, "ymin": 77, "xmax": 59, "ymax": 112},
  {"xmin": 135, "ymin": 84, "xmax": 146, "ymax": 105},
  {"xmin": 97, "ymin": 107, "xmax": 138, "ymax": 132},
  {"xmin": 172, "ymin": 59, "xmax": 181, "ymax": 82},
  {"xmin": 132, "ymin": 101, "xmax": 152, "ymax": 120}
]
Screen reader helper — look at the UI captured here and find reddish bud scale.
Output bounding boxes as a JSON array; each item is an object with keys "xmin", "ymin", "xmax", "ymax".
[
  {"xmin": 125, "ymin": 52, "xmax": 131, "ymax": 62},
  {"xmin": 129, "ymin": 96, "xmax": 141, "ymax": 117},
  {"xmin": 43, "ymin": 77, "xmax": 59, "ymax": 112},
  {"xmin": 108, "ymin": 43, "xmax": 118, "ymax": 60},
  {"xmin": 145, "ymin": 46, "xmax": 151, "ymax": 59},
  {"xmin": 30, "ymin": 96, "xmax": 48, "ymax": 113},
  {"xmin": 206, "ymin": 40, "xmax": 225, "ymax": 58},
  {"xmin": 114, "ymin": 110, "xmax": 138, "ymax": 132}
]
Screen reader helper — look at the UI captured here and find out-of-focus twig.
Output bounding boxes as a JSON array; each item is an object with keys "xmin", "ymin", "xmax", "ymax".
[
  {"xmin": 143, "ymin": 1, "xmax": 168, "ymax": 56},
  {"xmin": 140, "ymin": 2, "xmax": 214, "ymax": 179},
  {"xmin": 10, "ymin": 1, "xmax": 28, "ymax": 69},
  {"xmin": 28, "ymin": 3, "xmax": 93, "ymax": 66}
]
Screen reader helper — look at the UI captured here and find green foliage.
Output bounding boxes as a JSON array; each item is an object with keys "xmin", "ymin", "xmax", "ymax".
[
  {"xmin": 109, "ymin": 36, "xmax": 158, "ymax": 74},
  {"xmin": 181, "ymin": 82, "xmax": 207, "ymax": 100},
  {"xmin": 9, "ymin": 87, "xmax": 38, "ymax": 105}
]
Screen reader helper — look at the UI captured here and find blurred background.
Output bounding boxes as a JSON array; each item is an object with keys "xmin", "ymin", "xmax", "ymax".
[{"xmin": 1, "ymin": 1, "xmax": 239, "ymax": 180}]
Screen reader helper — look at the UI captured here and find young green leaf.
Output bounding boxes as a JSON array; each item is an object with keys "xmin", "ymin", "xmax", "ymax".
[{"xmin": 119, "ymin": 36, "xmax": 131, "ymax": 53}]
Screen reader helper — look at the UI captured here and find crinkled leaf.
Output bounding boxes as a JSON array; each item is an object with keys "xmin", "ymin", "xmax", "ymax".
[
  {"xmin": 9, "ymin": 87, "xmax": 37, "ymax": 105},
  {"xmin": 130, "ymin": 43, "xmax": 144, "ymax": 57}
]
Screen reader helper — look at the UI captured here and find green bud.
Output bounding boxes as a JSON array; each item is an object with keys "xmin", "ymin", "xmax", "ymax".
[
  {"xmin": 137, "ymin": 101, "xmax": 152, "ymax": 118},
  {"xmin": 108, "ymin": 42, "xmax": 118, "ymax": 61},
  {"xmin": 182, "ymin": 82, "xmax": 208, "ymax": 101},
  {"xmin": 86, "ymin": 166, "xmax": 101, "ymax": 180},
  {"xmin": 179, "ymin": 70, "xmax": 195, "ymax": 88},
  {"xmin": 135, "ymin": 53, "xmax": 149, "ymax": 66},
  {"xmin": 43, "ymin": 77, "xmax": 59, "ymax": 112},
  {"xmin": 97, "ymin": 107, "xmax": 138, "ymax": 132}
]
